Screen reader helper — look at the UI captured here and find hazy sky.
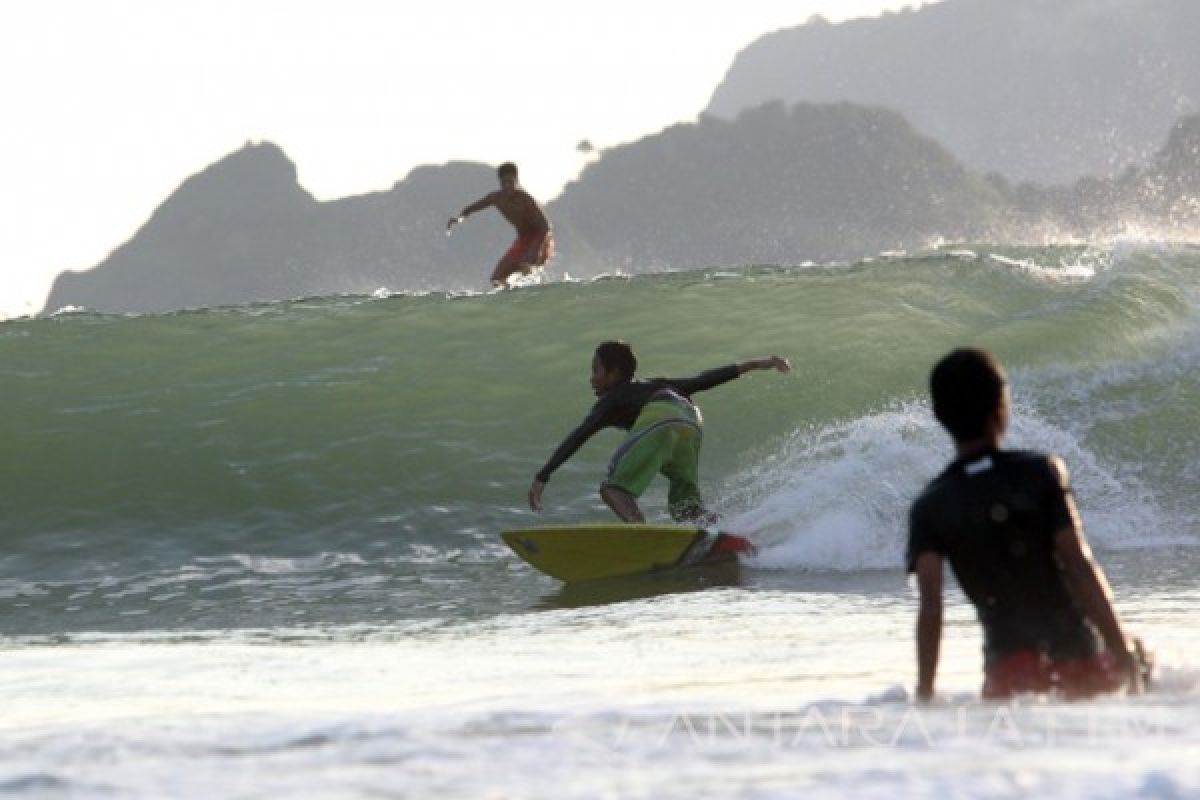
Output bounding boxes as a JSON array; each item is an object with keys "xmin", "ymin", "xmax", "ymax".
[{"xmin": 2, "ymin": 0, "xmax": 935, "ymax": 318}]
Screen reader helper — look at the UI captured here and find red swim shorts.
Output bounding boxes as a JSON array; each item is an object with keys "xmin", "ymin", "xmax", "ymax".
[
  {"xmin": 982, "ymin": 649, "xmax": 1125, "ymax": 700},
  {"xmin": 500, "ymin": 231, "xmax": 554, "ymax": 270}
]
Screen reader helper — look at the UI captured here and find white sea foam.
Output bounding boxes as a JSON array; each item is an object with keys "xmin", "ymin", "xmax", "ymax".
[
  {"xmin": 721, "ymin": 405, "xmax": 943, "ymax": 570},
  {"xmin": 0, "ymin": 593, "xmax": 1195, "ymax": 799},
  {"xmin": 722, "ymin": 395, "xmax": 1191, "ymax": 572},
  {"xmin": 231, "ymin": 552, "xmax": 367, "ymax": 574},
  {"xmin": 986, "ymin": 251, "xmax": 1102, "ymax": 282}
]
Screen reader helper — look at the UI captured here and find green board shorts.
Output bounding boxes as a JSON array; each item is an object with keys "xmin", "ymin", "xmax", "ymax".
[{"xmin": 604, "ymin": 392, "xmax": 706, "ymax": 521}]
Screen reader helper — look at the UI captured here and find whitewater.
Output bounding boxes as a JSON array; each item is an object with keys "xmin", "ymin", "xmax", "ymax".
[{"xmin": 2, "ymin": 243, "xmax": 1198, "ymax": 798}]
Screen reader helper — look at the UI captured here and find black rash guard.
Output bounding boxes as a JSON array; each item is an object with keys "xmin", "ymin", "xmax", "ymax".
[
  {"xmin": 907, "ymin": 449, "xmax": 1100, "ymax": 667},
  {"xmin": 535, "ymin": 365, "xmax": 740, "ymax": 483}
]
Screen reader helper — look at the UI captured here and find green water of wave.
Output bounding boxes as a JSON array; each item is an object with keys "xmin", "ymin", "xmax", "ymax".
[{"xmin": 3, "ymin": 244, "xmax": 1200, "ymax": 551}]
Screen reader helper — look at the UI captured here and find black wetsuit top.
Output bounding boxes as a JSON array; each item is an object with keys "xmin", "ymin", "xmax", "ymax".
[
  {"xmin": 535, "ymin": 365, "xmax": 740, "ymax": 483},
  {"xmin": 906, "ymin": 449, "xmax": 1100, "ymax": 667}
]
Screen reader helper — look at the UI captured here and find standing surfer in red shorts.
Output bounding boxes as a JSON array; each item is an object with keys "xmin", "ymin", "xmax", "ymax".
[{"xmin": 447, "ymin": 162, "xmax": 554, "ymax": 288}]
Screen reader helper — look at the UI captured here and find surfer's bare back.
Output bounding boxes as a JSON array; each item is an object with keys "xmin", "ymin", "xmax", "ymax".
[{"xmin": 447, "ymin": 162, "xmax": 554, "ymax": 288}]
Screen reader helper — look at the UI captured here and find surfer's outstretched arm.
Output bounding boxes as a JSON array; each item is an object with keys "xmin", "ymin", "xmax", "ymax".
[
  {"xmin": 664, "ymin": 365, "xmax": 740, "ymax": 395},
  {"xmin": 528, "ymin": 409, "xmax": 608, "ymax": 512},
  {"xmin": 447, "ymin": 192, "xmax": 499, "ymax": 230},
  {"xmin": 664, "ymin": 356, "xmax": 791, "ymax": 397},
  {"xmin": 736, "ymin": 355, "xmax": 791, "ymax": 375}
]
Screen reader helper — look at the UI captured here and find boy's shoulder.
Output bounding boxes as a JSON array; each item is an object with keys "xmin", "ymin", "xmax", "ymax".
[
  {"xmin": 994, "ymin": 448, "xmax": 1068, "ymax": 483},
  {"xmin": 912, "ymin": 449, "xmax": 1061, "ymax": 509}
]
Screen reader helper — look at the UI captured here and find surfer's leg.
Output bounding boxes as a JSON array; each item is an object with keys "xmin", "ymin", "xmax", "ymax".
[
  {"xmin": 662, "ymin": 425, "xmax": 713, "ymax": 524},
  {"xmin": 600, "ymin": 485, "xmax": 645, "ymax": 523},
  {"xmin": 530, "ymin": 231, "xmax": 554, "ymax": 267},
  {"xmin": 490, "ymin": 239, "xmax": 526, "ymax": 286},
  {"xmin": 602, "ymin": 424, "xmax": 672, "ymax": 521},
  {"xmin": 490, "ymin": 259, "xmax": 523, "ymax": 287},
  {"xmin": 666, "ymin": 481, "xmax": 712, "ymax": 524}
]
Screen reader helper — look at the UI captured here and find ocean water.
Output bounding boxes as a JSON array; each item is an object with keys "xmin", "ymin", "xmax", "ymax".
[{"xmin": 2, "ymin": 243, "xmax": 1199, "ymax": 797}]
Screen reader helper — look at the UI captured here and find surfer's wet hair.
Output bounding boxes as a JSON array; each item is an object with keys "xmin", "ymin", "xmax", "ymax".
[
  {"xmin": 595, "ymin": 340, "xmax": 637, "ymax": 380},
  {"xmin": 930, "ymin": 348, "xmax": 1008, "ymax": 440},
  {"xmin": 497, "ymin": 162, "xmax": 518, "ymax": 179}
]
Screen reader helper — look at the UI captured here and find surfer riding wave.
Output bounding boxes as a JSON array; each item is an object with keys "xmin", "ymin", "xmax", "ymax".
[
  {"xmin": 528, "ymin": 340, "xmax": 791, "ymax": 524},
  {"xmin": 447, "ymin": 162, "xmax": 553, "ymax": 288}
]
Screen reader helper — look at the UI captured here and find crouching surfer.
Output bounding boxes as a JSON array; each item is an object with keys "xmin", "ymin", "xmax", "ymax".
[
  {"xmin": 527, "ymin": 340, "xmax": 790, "ymax": 524},
  {"xmin": 447, "ymin": 162, "xmax": 553, "ymax": 288}
]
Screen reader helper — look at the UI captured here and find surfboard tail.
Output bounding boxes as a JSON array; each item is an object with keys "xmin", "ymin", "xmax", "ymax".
[{"xmin": 712, "ymin": 532, "xmax": 757, "ymax": 557}]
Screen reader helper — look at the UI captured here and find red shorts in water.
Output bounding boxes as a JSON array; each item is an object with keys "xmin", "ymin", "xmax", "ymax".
[
  {"xmin": 982, "ymin": 649, "xmax": 1125, "ymax": 700},
  {"xmin": 493, "ymin": 231, "xmax": 554, "ymax": 284}
]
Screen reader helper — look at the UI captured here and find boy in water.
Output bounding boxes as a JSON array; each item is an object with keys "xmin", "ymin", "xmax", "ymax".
[
  {"xmin": 908, "ymin": 348, "xmax": 1146, "ymax": 701},
  {"xmin": 447, "ymin": 162, "xmax": 554, "ymax": 288},
  {"xmin": 528, "ymin": 341, "xmax": 791, "ymax": 524}
]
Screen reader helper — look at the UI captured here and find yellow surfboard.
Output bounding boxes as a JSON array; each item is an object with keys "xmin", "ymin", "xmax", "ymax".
[{"xmin": 500, "ymin": 524, "xmax": 754, "ymax": 582}]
